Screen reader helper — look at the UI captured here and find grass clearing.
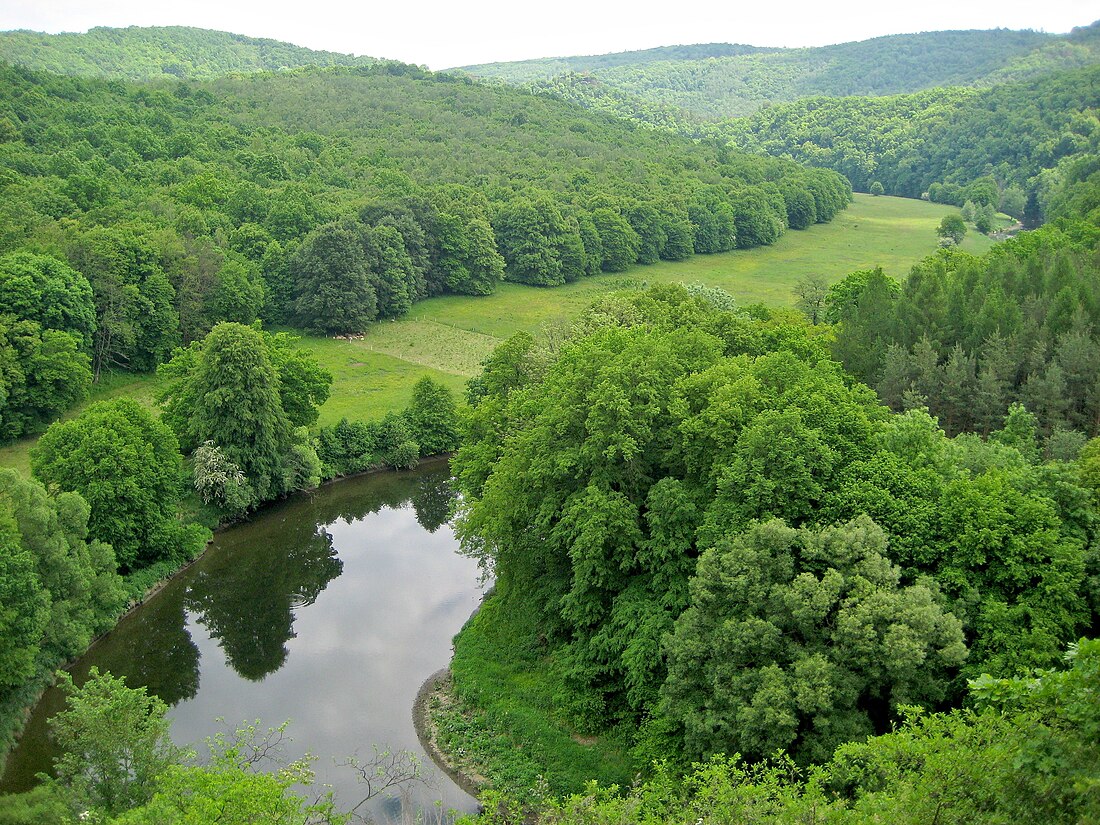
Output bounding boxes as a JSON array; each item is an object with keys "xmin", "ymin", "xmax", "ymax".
[
  {"xmin": 291, "ymin": 338, "xmax": 469, "ymax": 426},
  {"xmin": 408, "ymin": 194, "xmax": 995, "ymax": 339},
  {"xmin": 0, "ymin": 195, "xmax": 998, "ymax": 471}
]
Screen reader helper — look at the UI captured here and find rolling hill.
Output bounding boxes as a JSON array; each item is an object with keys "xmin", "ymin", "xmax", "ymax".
[
  {"xmin": 0, "ymin": 25, "xmax": 376, "ymax": 81},
  {"xmin": 459, "ymin": 24, "xmax": 1100, "ymax": 117}
]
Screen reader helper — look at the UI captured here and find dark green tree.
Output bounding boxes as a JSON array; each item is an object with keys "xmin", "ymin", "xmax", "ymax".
[
  {"xmin": 290, "ymin": 221, "xmax": 376, "ymax": 334},
  {"xmin": 591, "ymin": 208, "xmax": 641, "ymax": 272},
  {"xmin": 0, "ymin": 502, "xmax": 49, "ymax": 691},
  {"xmin": 0, "ymin": 251, "xmax": 96, "ymax": 350},
  {"xmin": 158, "ymin": 322, "xmax": 293, "ymax": 502}
]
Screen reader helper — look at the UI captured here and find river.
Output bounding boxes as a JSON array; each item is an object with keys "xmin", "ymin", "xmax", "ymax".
[{"xmin": 0, "ymin": 460, "xmax": 484, "ymax": 821}]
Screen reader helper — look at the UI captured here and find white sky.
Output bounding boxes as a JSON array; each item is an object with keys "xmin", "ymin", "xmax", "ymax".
[{"xmin": 1, "ymin": 0, "xmax": 1096, "ymax": 70}]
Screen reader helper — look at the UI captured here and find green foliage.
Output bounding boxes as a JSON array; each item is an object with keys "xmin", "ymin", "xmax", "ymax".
[
  {"xmin": 158, "ymin": 323, "xmax": 329, "ymax": 505},
  {"xmin": 158, "ymin": 322, "xmax": 288, "ymax": 501},
  {"xmin": 31, "ymin": 398, "xmax": 203, "ymax": 571},
  {"xmin": 0, "ymin": 468, "xmax": 125, "ymax": 664},
  {"xmin": 191, "ymin": 440, "xmax": 251, "ymax": 515},
  {"xmin": 723, "ymin": 63, "xmax": 1100, "ymax": 223},
  {"xmin": 832, "ymin": 226, "xmax": 1100, "ymax": 438},
  {"xmin": 453, "ymin": 285, "xmax": 1094, "ymax": 780},
  {"xmin": 455, "ymin": 287, "xmax": 887, "ymax": 732},
  {"xmin": 0, "ymin": 503, "xmax": 48, "ymax": 690},
  {"xmin": 0, "ymin": 317, "xmax": 92, "ymax": 442},
  {"xmin": 110, "ymin": 721, "xmax": 343, "ymax": 825},
  {"xmin": 290, "ymin": 221, "xmax": 376, "ymax": 334},
  {"xmin": 36, "ymin": 669, "xmax": 343, "ymax": 824},
  {"xmin": 0, "ymin": 26, "xmax": 377, "ymax": 80},
  {"xmin": 404, "ymin": 376, "xmax": 459, "ymax": 456},
  {"xmin": 48, "ymin": 668, "xmax": 179, "ymax": 817},
  {"xmin": 0, "ymin": 786, "xmax": 70, "ymax": 824},
  {"xmin": 936, "ymin": 213, "xmax": 966, "ymax": 245},
  {"xmin": 0, "ymin": 54, "xmax": 846, "ymax": 439},
  {"xmin": 438, "ymin": 597, "xmax": 634, "ymax": 801},
  {"xmin": 466, "ymin": 28, "xmax": 1070, "ymax": 117},
  {"xmin": 0, "ymin": 469, "xmax": 127, "ymax": 759},
  {"xmin": 0, "ymin": 252, "xmax": 96, "ymax": 349},
  {"xmin": 661, "ymin": 517, "xmax": 966, "ymax": 765},
  {"xmin": 459, "ymin": 638, "xmax": 1100, "ymax": 825}
]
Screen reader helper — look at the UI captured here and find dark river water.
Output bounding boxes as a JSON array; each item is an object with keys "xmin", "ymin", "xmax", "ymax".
[{"xmin": 0, "ymin": 460, "xmax": 485, "ymax": 820}]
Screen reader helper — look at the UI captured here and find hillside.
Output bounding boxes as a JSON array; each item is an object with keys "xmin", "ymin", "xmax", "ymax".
[
  {"xmin": 720, "ymin": 64, "xmax": 1100, "ymax": 219},
  {"xmin": 459, "ymin": 27, "xmax": 1092, "ymax": 117},
  {"xmin": 0, "ymin": 26, "xmax": 376, "ymax": 80},
  {"xmin": 457, "ymin": 42, "xmax": 774, "ymax": 84},
  {"xmin": 0, "ymin": 59, "xmax": 850, "ymax": 447}
]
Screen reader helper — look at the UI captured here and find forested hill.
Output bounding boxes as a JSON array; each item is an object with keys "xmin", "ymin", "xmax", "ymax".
[
  {"xmin": 721, "ymin": 63, "xmax": 1100, "ymax": 221},
  {"xmin": 457, "ymin": 43, "xmax": 773, "ymax": 84},
  {"xmin": 0, "ymin": 26, "xmax": 376, "ymax": 80},
  {"xmin": 461, "ymin": 25, "xmax": 1099, "ymax": 117},
  {"xmin": 0, "ymin": 60, "xmax": 848, "ymax": 442}
]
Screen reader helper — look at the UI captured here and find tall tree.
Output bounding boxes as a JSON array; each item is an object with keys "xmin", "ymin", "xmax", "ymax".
[
  {"xmin": 290, "ymin": 221, "xmax": 376, "ymax": 334},
  {"xmin": 158, "ymin": 323, "xmax": 293, "ymax": 502}
]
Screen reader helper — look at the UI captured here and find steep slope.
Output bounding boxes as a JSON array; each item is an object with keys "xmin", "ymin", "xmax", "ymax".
[
  {"xmin": 0, "ymin": 26, "xmax": 375, "ymax": 80},
  {"xmin": 721, "ymin": 64, "xmax": 1100, "ymax": 219}
]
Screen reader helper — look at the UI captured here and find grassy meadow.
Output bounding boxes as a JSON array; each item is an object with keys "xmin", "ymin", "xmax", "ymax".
[{"xmin": 0, "ymin": 195, "xmax": 990, "ymax": 472}]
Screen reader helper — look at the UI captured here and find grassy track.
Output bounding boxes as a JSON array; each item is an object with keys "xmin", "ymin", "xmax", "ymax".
[{"xmin": 0, "ymin": 195, "xmax": 991, "ymax": 472}]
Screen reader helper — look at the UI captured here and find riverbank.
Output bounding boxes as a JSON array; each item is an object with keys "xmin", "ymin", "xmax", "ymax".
[
  {"xmin": 413, "ymin": 669, "xmax": 488, "ymax": 800},
  {"xmin": 413, "ymin": 595, "xmax": 634, "ymax": 805}
]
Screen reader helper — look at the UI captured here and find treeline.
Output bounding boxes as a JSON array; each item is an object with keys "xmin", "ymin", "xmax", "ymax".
[
  {"xmin": 451, "ymin": 284, "xmax": 1098, "ymax": 782},
  {"xmin": 721, "ymin": 63, "xmax": 1100, "ymax": 223},
  {"xmin": 0, "ymin": 61, "xmax": 849, "ymax": 439},
  {"xmin": 0, "ymin": 26, "xmax": 376, "ymax": 81},
  {"xmin": 827, "ymin": 221, "xmax": 1100, "ymax": 440}
]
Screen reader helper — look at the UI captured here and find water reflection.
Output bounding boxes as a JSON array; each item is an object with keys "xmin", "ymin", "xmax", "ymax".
[
  {"xmin": 187, "ymin": 524, "xmax": 343, "ymax": 681},
  {"xmin": 1, "ymin": 461, "xmax": 477, "ymax": 820}
]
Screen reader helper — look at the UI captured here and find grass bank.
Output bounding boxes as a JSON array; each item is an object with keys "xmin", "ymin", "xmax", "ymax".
[{"xmin": 425, "ymin": 596, "xmax": 634, "ymax": 802}]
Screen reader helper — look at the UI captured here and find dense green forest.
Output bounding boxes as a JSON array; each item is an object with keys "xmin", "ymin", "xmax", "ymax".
[
  {"xmin": 462, "ymin": 25, "xmax": 1099, "ymax": 117},
  {"xmin": 1, "ymin": 20, "xmax": 1099, "ymax": 825},
  {"xmin": 443, "ymin": 254, "xmax": 1100, "ymax": 822},
  {"xmin": 463, "ymin": 22, "xmax": 1100, "ymax": 223},
  {"xmin": 0, "ymin": 26, "xmax": 376, "ymax": 80},
  {"xmin": 722, "ymin": 64, "xmax": 1100, "ymax": 220},
  {"xmin": 460, "ymin": 43, "xmax": 774, "ymax": 85},
  {"xmin": 0, "ymin": 58, "xmax": 847, "ymax": 444}
]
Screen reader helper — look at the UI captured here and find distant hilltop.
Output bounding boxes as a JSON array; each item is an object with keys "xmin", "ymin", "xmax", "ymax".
[{"xmin": 0, "ymin": 25, "xmax": 377, "ymax": 81}]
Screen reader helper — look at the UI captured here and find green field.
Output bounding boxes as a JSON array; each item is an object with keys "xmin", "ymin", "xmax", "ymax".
[{"xmin": 0, "ymin": 195, "xmax": 990, "ymax": 472}]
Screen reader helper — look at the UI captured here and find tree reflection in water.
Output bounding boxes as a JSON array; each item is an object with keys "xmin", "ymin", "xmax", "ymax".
[
  {"xmin": 186, "ymin": 523, "xmax": 342, "ymax": 681},
  {"xmin": 184, "ymin": 462, "xmax": 456, "ymax": 681}
]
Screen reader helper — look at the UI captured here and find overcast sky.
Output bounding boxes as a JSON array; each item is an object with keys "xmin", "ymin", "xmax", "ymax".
[{"xmin": 2, "ymin": 0, "xmax": 1096, "ymax": 69}]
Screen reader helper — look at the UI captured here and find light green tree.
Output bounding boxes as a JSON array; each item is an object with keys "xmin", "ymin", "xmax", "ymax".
[
  {"xmin": 661, "ymin": 516, "xmax": 967, "ymax": 765},
  {"xmin": 49, "ymin": 668, "xmax": 181, "ymax": 817},
  {"xmin": 936, "ymin": 213, "xmax": 966, "ymax": 245},
  {"xmin": 32, "ymin": 398, "xmax": 204, "ymax": 571}
]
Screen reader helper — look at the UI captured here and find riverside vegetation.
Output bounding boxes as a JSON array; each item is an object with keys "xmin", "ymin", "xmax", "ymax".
[{"xmin": 0, "ymin": 21, "xmax": 1097, "ymax": 825}]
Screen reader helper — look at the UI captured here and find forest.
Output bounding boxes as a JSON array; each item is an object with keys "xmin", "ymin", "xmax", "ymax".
[
  {"xmin": 470, "ymin": 22, "xmax": 1100, "ymax": 226},
  {"xmin": 461, "ymin": 27, "xmax": 1088, "ymax": 115},
  {"xmin": 0, "ymin": 19, "xmax": 1098, "ymax": 825}
]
